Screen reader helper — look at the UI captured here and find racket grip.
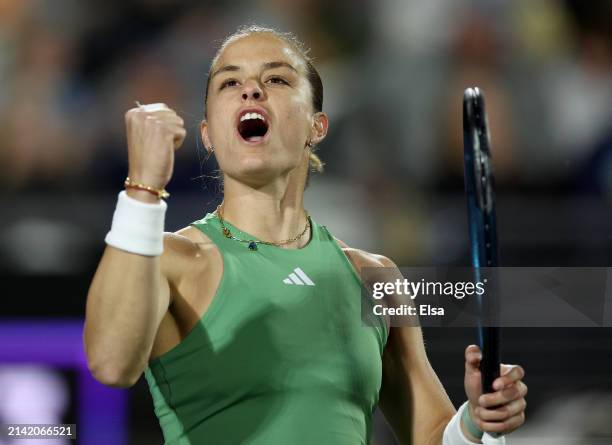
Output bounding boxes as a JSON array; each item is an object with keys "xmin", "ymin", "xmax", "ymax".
[{"xmin": 480, "ymin": 327, "xmax": 501, "ymax": 393}]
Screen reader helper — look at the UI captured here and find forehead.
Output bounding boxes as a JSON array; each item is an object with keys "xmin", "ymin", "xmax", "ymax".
[{"xmin": 213, "ymin": 33, "xmax": 307, "ymax": 74}]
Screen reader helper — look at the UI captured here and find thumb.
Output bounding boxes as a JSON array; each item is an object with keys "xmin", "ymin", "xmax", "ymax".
[
  {"xmin": 464, "ymin": 344, "xmax": 484, "ymax": 404},
  {"xmin": 465, "ymin": 344, "xmax": 482, "ymax": 374}
]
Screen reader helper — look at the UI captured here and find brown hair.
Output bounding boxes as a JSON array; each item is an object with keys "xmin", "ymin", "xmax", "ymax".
[{"xmin": 204, "ymin": 25, "xmax": 324, "ymax": 174}]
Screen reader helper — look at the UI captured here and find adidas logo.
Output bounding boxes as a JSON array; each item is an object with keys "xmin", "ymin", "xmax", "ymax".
[{"xmin": 282, "ymin": 267, "xmax": 315, "ymax": 286}]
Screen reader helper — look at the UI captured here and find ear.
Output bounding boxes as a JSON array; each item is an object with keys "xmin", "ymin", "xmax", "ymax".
[
  {"xmin": 309, "ymin": 112, "xmax": 329, "ymax": 146},
  {"xmin": 200, "ymin": 119, "xmax": 213, "ymax": 153}
]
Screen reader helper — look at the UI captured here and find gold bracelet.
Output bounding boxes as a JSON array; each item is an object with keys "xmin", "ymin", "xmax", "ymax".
[{"xmin": 124, "ymin": 177, "xmax": 170, "ymax": 199}]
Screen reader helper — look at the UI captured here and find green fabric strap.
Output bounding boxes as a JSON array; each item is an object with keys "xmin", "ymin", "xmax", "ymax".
[{"xmin": 462, "ymin": 403, "xmax": 484, "ymax": 440}]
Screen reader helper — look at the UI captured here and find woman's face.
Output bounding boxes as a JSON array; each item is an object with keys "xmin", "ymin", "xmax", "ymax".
[{"xmin": 202, "ymin": 33, "xmax": 326, "ymax": 186}]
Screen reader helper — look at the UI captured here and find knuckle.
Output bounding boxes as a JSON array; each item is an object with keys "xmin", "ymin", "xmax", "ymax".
[
  {"xmin": 486, "ymin": 422, "xmax": 501, "ymax": 433},
  {"xmin": 125, "ymin": 108, "xmax": 141, "ymax": 124},
  {"xmin": 508, "ymin": 366, "xmax": 517, "ymax": 378},
  {"xmin": 475, "ymin": 418, "xmax": 484, "ymax": 430}
]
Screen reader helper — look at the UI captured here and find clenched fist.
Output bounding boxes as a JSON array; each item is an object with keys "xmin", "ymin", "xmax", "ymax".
[{"xmin": 124, "ymin": 103, "xmax": 186, "ymax": 202}]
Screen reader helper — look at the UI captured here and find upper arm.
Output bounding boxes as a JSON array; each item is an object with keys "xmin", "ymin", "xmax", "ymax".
[
  {"xmin": 149, "ymin": 231, "xmax": 199, "ymax": 360},
  {"xmin": 339, "ymin": 241, "xmax": 455, "ymax": 444},
  {"xmin": 160, "ymin": 228, "xmax": 203, "ymax": 304},
  {"xmin": 376, "ymin": 259, "xmax": 456, "ymax": 444},
  {"xmin": 379, "ymin": 324, "xmax": 455, "ymax": 444}
]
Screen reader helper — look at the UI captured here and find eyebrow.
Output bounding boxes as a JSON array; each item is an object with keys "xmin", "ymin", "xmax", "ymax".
[{"xmin": 211, "ymin": 61, "xmax": 298, "ymax": 80}]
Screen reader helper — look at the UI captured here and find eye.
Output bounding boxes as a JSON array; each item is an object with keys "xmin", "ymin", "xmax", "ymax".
[
  {"xmin": 266, "ymin": 77, "xmax": 289, "ymax": 85},
  {"xmin": 220, "ymin": 79, "xmax": 238, "ymax": 89}
]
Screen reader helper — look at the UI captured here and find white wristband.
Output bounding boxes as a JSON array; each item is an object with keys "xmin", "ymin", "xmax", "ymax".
[
  {"xmin": 443, "ymin": 402, "xmax": 506, "ymax": 445},
  {"xmin": 105, "ymin": 191, "xmax": 167, "ymax": 256}
]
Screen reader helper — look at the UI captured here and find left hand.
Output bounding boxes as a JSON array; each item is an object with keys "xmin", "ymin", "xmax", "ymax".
[{"xmin": 464, "ymin": 344, "xmax": 528, "ymax": 435}]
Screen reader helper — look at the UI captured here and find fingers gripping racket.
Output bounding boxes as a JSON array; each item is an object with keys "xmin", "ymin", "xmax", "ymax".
[{"xmin": 463, "ymin": 88, "xmax": 503, "ymax": 441}]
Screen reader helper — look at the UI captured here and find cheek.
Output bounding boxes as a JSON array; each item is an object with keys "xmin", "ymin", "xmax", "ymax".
[
  {"xmin": 280, "ymin": 98, "xmax": 310, "ymax": 138},
  {"xmin": 208, "ymin": 109, "xmax": 233, "ymax": 142}
]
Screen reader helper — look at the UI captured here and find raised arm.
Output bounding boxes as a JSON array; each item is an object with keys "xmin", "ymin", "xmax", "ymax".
[
  {"xmin": 84, "ymin": 236, "xmax": 173, "ymax": 387},
  {"xmin": 83, "ymin": 103, "xmax": 186, "ymax": 387}
]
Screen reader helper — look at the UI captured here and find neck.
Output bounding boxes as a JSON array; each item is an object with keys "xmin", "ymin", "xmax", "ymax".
[{"xmin": 219, "ymin": 165, "xmax": 310, "ymax": 248}]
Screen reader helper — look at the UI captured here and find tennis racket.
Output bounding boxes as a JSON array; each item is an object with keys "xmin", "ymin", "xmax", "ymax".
[{"xmin": 462, "ymin": 87, "xmax": 502, "ymax": 398}]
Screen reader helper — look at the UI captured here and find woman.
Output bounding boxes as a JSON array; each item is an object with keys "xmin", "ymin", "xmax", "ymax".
[{"xmin": 84, "ymin": 25, "xmax": 527, "ymax": 444}]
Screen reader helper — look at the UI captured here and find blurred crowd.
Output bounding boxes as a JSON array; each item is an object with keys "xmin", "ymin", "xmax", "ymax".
[{"xmin": 1, "ymin": 0, "xmax": 612, "ymax": 196}]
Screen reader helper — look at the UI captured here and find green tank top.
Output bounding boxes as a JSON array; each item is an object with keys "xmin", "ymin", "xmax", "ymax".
[{"xmin": 145, "ymin": 213, "xmax": 388, "ymax": 445}]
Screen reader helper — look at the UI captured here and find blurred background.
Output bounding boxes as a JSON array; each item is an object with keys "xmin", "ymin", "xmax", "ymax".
[{"xmin": 1, "ymin": 0, "xmax": 612, "ymax": 443}]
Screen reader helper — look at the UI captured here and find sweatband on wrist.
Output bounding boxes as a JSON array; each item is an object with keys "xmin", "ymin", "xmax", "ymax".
[
  {"xmin": 105, "ymin": 191, "xmax": 167, "ymax": 256},
  {"xmin": 443, "ymin": 401, "xmax": 506, "ymax": 445},
  {"xmin": 462, "ymin": 402, "xmax": 484, "ymax": 439}
]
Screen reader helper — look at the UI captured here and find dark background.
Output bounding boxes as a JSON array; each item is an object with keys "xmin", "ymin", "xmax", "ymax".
[{"xmin": 1, "ymin": 0, "xmax": 612, "ymax": 443}]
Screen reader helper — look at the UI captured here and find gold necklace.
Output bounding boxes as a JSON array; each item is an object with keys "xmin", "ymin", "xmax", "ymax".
[{"xmin": 216, "ymin": 204, "xmax": 311, "ymax": 251}]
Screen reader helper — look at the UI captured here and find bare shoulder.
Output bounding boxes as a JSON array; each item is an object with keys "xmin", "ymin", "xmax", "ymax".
[
  {"xmin": 334, "ymin": 237, "xmax": 396, "ymax": 271},
  {"xmin": 160, "ymin": 226, "xmax": 218, "ymax": 280},
  {"xmin": 333, "ymin": 237, "xmax": 402, "ymax": 298},
  {"xmin": 334, "ymin": 237, "xmax": 399, "ymax": 336}
]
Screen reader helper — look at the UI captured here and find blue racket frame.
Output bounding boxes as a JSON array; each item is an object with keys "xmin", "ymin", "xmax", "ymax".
[{"xmin": 463, "ymin": 87, "xmax": 501, "ymax": 395}]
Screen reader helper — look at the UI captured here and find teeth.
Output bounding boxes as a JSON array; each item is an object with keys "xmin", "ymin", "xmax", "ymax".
[{"xmin": 240, "ymin": 112, "xmax": 266, "ymax": 122}]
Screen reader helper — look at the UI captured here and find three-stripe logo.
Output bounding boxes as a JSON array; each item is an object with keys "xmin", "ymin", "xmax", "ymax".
[{"xmin": 282, "ymin": 267, "xmax": 315, "ymax": 286}]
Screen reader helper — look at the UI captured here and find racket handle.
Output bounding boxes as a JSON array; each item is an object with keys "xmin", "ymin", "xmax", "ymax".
[{"xmin": 480, "ymin": 327, "xmax": 501, "ymax": 393}]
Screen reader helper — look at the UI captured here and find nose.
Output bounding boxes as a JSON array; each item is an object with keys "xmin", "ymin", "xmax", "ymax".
[{"xmin": 241, "ymin": 80, "xmax": 264, "ymax": 101}]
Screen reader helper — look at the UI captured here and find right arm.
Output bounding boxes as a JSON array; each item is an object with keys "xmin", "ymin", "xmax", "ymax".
[
  {"xmin": 84, "ymin": 103, "xmax": 186, "ymax": 387},
  {"xmin": 84, "ymin": 234, "xmax": 171, "ymax": 387}
]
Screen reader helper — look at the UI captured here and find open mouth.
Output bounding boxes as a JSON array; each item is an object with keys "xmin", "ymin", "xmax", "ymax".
[{"xmin": 237, "ymin": 111, "xmax": 269, "ymax": 143}]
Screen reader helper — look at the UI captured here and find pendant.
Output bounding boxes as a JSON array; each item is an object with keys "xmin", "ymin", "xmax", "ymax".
[{"xmin": 248, "ymin": 241, "xmax": 258, "ymax": 251}]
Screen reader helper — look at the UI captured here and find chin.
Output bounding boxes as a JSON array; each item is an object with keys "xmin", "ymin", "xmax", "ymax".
[
  {"xmin": 221, "ymin": 139, "xmax": 303, "ymax": 186},
  {"xmin": 228, "ymin": 159, "xmax": 281, "ymax": 186},
  {"xmin": 229, "ymin": 157, "xmax": 301, "ymax": 188}
]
